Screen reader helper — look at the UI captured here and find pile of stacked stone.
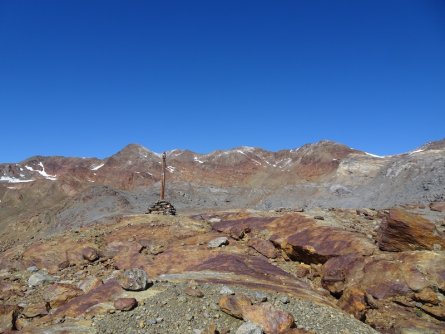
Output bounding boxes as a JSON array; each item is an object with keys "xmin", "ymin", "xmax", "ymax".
[{"xmin": 146, "ymin": 200, "xmax": 176, "ymax": 215}]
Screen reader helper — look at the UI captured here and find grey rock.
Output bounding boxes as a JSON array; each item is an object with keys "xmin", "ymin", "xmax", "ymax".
[
  {"xmin": 28, "ymin": 272, "xmax": 56, "ymax": 287},
  {"xmin": 219, "ymin": 286, "xmax": 235, "ymax": 295},
  {"xmin": 236, "ymin": 322, "xmax": 263, "ymax": 334},
  {"xmin": 254, "ymin": 292, "xmax": 268, "ymax": 302},
  {"xmin": 118, "ymin": 268, "xmax": 151, "ymax": 291},
  {"xmin": 279, "ymin": 296, "xmax": 290, "ymax": 304},
  {"xmin": 26, "ymin": 266, "xmax": 39, "ymax": 272},
  {"xmin": 208, "ymin": 237, "xmax": 229, "ymax": 248}
]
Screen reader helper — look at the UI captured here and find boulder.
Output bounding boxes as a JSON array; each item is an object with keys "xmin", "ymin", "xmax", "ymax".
[
  {"xmin": 77, "ymin": 277, "xmax": 103, "ymax": 293},
  {"xmin": 377, "ymin": 208, "xmax": 445, "ymax": 251},
  {"xmin": 114, "ymin": 297, "xmax": 138, "ymax": 311},
  {"xmin": 208, "ymin": 237, "xmax": 229, "ymax": 248},
  {"xmin": 236, "ymin": 322, "xmax": 263, "ymax": 334},
  {"xmin": 44, "ymin": 283, "xmax": 84, "ymax": 308},
  {"xmin": 247, "ymin": 239, "xmax": 277, "ymax": 259},
  {"xmin": 184, "ymin": 287, "xmax": 204, "ymax": 298},
  {"xmin": 22, "ymin": 303, "xmax": 50, "ymax": 318},
  {"xmin": 117, "ymin": 268, "xmax": 151, "ymax": 291},
  {"xmin": 337, "ymin": 287, "xmax": 366, "ymax": 320},
  {"xmin": 242, "ymin": 302, "xmax": 294, "ymax": 334},
  {"xmin": 28, "ymin": 272, "xmax": 56, "ymax": 287},
  {"xmin": 219, "ymin": 294, "xmax": 252, "ymax": 319},
  {"xmin": 81, "ymin": 247, "xmax": 99, "ymax": 262}
]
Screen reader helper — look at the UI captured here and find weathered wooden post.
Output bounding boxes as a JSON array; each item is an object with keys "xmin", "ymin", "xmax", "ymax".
[
  {"xmin": 160, "ymin": 152, "xmax": 166, "ymax": 200},
  {"xmin": 146, "ymin": 151, "xmax": 176, "ymax": 215}
]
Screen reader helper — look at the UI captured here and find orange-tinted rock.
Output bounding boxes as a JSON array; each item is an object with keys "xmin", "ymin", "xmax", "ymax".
[
  {"xmin": 45, "ymin": 283, "xmax": 84, "ymax": 308},
  {"xmin": 184, "ymin": 287, "xmax": 204, "ymax": 298},
  {"xmin": 114, "ymin": 297, "xmax": 137, "ymax": 311},
  {"xmin": 50, "ymin": 279, "xmax": 123, "ymax": 320},
  {"xmin": 268, "ymin": 215, "xmax": 376, "ymax": 264},
  {"xmin": 22, "ymin": 303, "xmax": 49, "ymax": 318},
  {"xmin": 218, "ymin": 294, "xmax": 252, "ymax": 319},
  {"xmin": 377, "ymin": 208, "xmax": 445, "ymax": 251},
  {"xmin": 430, "ymin": 201, "xmax": 445, "ymax": 212},
  {"xmin": 78, "ymin": 277, "xmax": 103, "ymax": 293},
  {"xmin": 81, "ymin": 247, "xmax": 99, "ymax": 262},
  {"xmin": 242, "ymin": 302, "xmax": 295, "ymax": 334},
  {"xmin": 413, "ymin": 287, "xmax": 440, "ymax": 305},
  {"xmin": 247, "ymin": 239, "xmax": 277, "ymax": 259},
  {"xmin": 22, "ymin": 238, "xmax": 98, "ymax": 274},
  {"xmin": 419, "ymin": 303, "xmax": 445, "ymax": 320},
  {"xmin": 337, "ymin": 287, "xmax": 366, "ymax": 320}
]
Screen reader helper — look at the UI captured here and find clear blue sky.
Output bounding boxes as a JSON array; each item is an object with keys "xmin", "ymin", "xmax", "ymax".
[{"xmin": 1, "ymin": 1, "xmax": 444, "ymax": 162}]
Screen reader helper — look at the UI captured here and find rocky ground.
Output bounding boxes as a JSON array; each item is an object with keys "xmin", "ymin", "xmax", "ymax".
[{"xmin": 1, "ymin": 203, "xmax": 445, "ymax": 333}]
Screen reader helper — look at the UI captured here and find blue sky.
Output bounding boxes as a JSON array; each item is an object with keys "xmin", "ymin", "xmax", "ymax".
[{"xmin": 0, "ymin": 1, "xmax": 444, "ymax": 162}]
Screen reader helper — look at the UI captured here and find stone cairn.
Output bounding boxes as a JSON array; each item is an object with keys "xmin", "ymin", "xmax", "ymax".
[
  {"xmin": 146, "ymin": 152, "xmax": 176, "ymax": 216},
  {"xmin": 147, "ymin": 200, "xmax": 176, "ymax": 215}
]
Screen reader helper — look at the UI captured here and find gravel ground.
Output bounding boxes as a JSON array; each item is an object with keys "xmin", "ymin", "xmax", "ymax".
[{"xmin": 93, "ymin": 282, "xmax": 378, "ymax": 334}]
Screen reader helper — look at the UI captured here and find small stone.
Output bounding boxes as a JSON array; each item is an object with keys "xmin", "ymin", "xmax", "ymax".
[
  {"xmin": 156, "ymin": 317, "xmax": 163, "ymax": 323},
  {"xmin": 236, "ymin": 322, "xmax": 263, "ymax": 334},
  {"xmin": 26, "ymin": 266, "xmax": 39, "ymax": 272},
  {"xmin": 114, "ymin": 298, "xmax": 138, "ymax": 311},
  {"xmin": 148, "ymin": 319, "xmax": 157, "ymax": 325},
  {"xmin": 82, "ymin": 247, "xmax": 100, "ymax": 262},
  {"xmin": 279, "ymin": 296, "xmax": 290, "ymax": 304},
  {"xmin": 28, "ymin": 272, "xmax": 56, "ymax": 287},
  {"xmin": 186, "ymin": 314, "xmax": 194, "ymax": 321},
  {"xmin": 254, "ymin": 292, "xmax": 268, "ymax": 302},
  {"xmin": 314, "ymin": 216, "xmax": 324, "ymax": 220},
  {"xmin": 185, "ymin": 287, "xmax": 204, "ymax": 298},
  {"xmin": 208, "ymin": 237, "xmax": 229, "ymax": 248},
  {"xmin": 220, "ymin": 286, "xmax": 235, "ymax": 295},
  {"xmin": 138, "ymin": 320, "xmax": 145, "ymax": 328}
]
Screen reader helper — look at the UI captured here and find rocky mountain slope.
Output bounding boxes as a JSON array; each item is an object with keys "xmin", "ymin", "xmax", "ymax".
[
  {"xmin": 0, "ymin": 139, "xmax": 444, "ymax": 244},
  {"xmin": 1, "ymin": 139, "xmax": 445, "ymax": 333}
]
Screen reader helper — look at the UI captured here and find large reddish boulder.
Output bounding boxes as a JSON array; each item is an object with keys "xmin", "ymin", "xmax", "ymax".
[
  {"xmin": 218, "ymin": 294, "xmax": 252, "ymax": 319},
  {"xmin": 113, "ymin": 298, "xmax": 137, "ymax": 311},
  {"xmin": 44, "ymin": 283, "xmax": 84, "ymax": 308},
  {"xmin": 377, "ymin": 208, "xmax": 445, "ymax": 251},
  {"xmin": 247, "ymin": 239, "xmax": 278, "ymax": 259},
  {"xmin": 269, "ymin": 215, "xmax": 376, "ymax": 264},
  {"xmin": 242, "ymin": 302, "xmax": 295, "ymax": 334}
]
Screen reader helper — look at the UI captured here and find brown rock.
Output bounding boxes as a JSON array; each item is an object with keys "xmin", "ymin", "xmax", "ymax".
[
  {"xmin": 419, "ymin": 303, "xmax": 445, "ymax": 320},
  {"xmin": 295, "ymin": 263, "xmax": 311, "ymax": 278},
  {"xmin": 45, "ymin": 283, "xmax": 84, "ymax": 308},
  {"xmin": 247, "ymin": 239, "xmax": 277, "ymax": 259},
  {"xmin": 337, "ymin": 287, "xmax": 366, "ymax": 320},
  {"xmin": 377, "ymin": 208, "xmax": 445, "ymax": 251},
  {"xmin": 268, "ymin": 215, "xmax": 376, "ymax": 264},
  {"xmin": 50, "ymin": 279, "xmax": 123, "ymax": 320},
  {"xmin": 218, "ymin": 294, "xmax": 252, "ymax": 319},
  {"xmin": 81, "ymin": 247, "xmax": 99, "ymax": 262},
  {"xmin": 78, "ymin": 277, "xmax": 103, "ymax": 293},
  {"xmin": 203, "ymin": 322, "xmax": 217, "ymax": 334},
  {"xmin": 282, "ymin": 329, "xmax": 316, "ymax": 334},
  {"xmin": 184, "ymin": 287, "xmax": 204, "ymax": 298},
  {"xmin": 413, "ymin": 287, "xmax": 440, "ymax": 305},
  {"xmin": 430, "ymin": 201, "xmax": 445, "ymax": 212},
  {"xmin": 114, "ymin": 297, "xmax": 138, "ymax": 311},
  {"xmin": 242, "ymin": 302, "xmax": 295, "ymax": 334},
  {"xmin": 22, "ymin": 302, "xmax": 50, "ymax": 318},
  {"xmin": 0, "ymin": 305, "xmax": 20, "ymax": 331}
]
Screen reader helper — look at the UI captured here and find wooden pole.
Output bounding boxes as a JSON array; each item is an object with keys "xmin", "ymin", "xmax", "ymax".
[{"xmin": 160, "ymin": 152, "xmax": 166, "ymax": 200}]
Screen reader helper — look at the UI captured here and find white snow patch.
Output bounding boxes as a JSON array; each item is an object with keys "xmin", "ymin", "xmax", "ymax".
[
  {"xmin": 193, "ymin": 157, "xmax": 204, "ymax": 164},
  {"xmin": 0, "ymin": 176, "xmax": 34, "ymax": 183},
  {"xmin": 25, "ymin": 165, "xmax": 34, "ymax": 171},
  {"xmin": 365, "ymin": 152, "xmax": 385, "ymax": 158},
  {"xmin": 7, "ymin": 186, "xmax": 17, "ymax": 189},
  {"xmin": 167, "ymin": 166, "xmax": 176, "ymax": 173},
  {"xmin": 91, "ymin": 163, "xmax": 105, "ymax": 171},
  {"xmin": 409, "ymin": 149, "xmax": 424, "ymax": 155},
  {"xmin": 37, "ymin": 162, "xmax": 57, "ymax": 181}
]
